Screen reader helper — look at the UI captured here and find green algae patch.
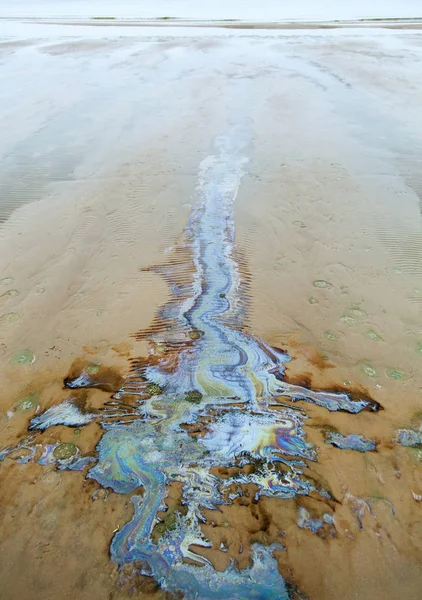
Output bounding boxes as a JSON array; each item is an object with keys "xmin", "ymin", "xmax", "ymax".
[
  {"xmin": 146, "ymin": 383, "xmax": 163, "ymax": 396},
  {"xmin": 85, "ymin": 363, "xmax": 100, "ymax": 375},
  {"xmin": 184, "ymin": 391, "xmax": 203, "ymax": 404},
  {"xmin": 0, "ymin": 312, "xmax": 20, "ymax": 324},
  {"xmin": 53, "ymin": 443, "xmax": 78, "ymax": 461},
  {"xmin": 155, "ymin": 343, "xmax": 168, "ymax": 355},
  {"xmin": 153, "ymin": 509, "xmax": 180, "ymax": 541},
  {"xmin": 385, "ymin": 368, "xmax": 406, "ymax": 381},
  {"xmin": 341, "ymin": 306, "xmax": 367, "ymax": 325},
  {"xmin": 313, "ymin": 280, "xmax": 331, "ymax": 289},
  {"xmin": 365, "ymin": 330, "xmax": 383, "ymax": 342},
  {"xmin": 12, "ymin": 349, "xmax": 35, "ymax": 365},
  {"xmin": 340, "ymin": 315, "xmax": 357, "ymax": 325},
  {"xmin": 15, "ymin": 394, "xmax": 38, "ymax": 412},
  {"xmin": 361, "ymin": 363, "xmax": 378, "ymax": 378},
  {"xmin": 0, "ymin": 277, "xmax": 14, "ymax": 286},
  {"xmin": 188, "ymin": 329, "xmax": 204, "ymax": 340},
  {"xmin": 346, "ymin": 307, "xmax": 367, "ymax": 319},
  {"xmin": 408, "ymin": 448, "xmax": 422, "ymax": 464},
  {"xmin": 0, "ymin": 289, "xmax": 19, "ymax": 299},
  {"xmin": 324, "ymin": 331, "xmax": 339, "ymax": 341}
]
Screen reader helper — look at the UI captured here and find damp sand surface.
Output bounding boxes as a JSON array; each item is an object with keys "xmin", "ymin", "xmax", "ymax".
[{"xmin": 1, "ymin": 16, "xmax": 422, "ymax": 600}]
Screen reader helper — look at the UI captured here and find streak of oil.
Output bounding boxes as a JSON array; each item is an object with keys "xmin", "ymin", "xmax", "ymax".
[{"xmin": 1, "ymin": 129, "xmax": 387, "ymax": 600}]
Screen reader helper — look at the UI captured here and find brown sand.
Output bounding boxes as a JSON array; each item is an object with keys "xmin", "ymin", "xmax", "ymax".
[{"xmin": 1, "ymin": 22, "xmax": 422, "ymax": 600}]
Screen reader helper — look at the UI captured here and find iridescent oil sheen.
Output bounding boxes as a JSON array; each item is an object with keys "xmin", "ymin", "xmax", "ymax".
[{"xmin": 15, "ymin": 129, "xmax": 380, "ymax": 599}]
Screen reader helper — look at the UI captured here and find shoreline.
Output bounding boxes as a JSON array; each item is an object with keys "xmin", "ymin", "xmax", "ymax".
[{"xmin": 2, "ymin": 16, "xmax": 422, "ymax": 30}]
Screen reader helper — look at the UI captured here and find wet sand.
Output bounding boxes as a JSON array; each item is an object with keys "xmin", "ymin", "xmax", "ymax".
[{"xmin": 1, "ymin": 14, "xmax": 422, "ymax": 600}]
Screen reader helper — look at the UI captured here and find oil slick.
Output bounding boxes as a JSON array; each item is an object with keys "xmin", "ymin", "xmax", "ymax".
[
  {"xmin": 325, "ymin": 432, "xmax": 376, "ymax": 452},
  {"xmin": 395, "ymin": 426, "xmax": 422, "ymax": 448},
  {"xmin": 2, "ymin": 129, "xmax": 381, "ymax": 599},
  {"xmin": 297, "ymin": 507, "xmax": 335, "ymax": 535},
  {"xmin": 30, "ymin": 398, "xmax": 96, "ymax": 430}
]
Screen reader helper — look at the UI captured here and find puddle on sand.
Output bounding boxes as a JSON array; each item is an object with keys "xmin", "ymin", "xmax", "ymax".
[
  {"xmin": 2, "ymin": 130, "xmax": 385, "ymax": 599},
  {"xmin": 11, "ymin": 349, "xmax": 35, "ymax": 365}
]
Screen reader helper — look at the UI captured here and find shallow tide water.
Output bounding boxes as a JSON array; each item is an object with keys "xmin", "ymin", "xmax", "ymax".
[{"xmin": 1, "ymin": 14, "xmax": 422, "ymax": 600}]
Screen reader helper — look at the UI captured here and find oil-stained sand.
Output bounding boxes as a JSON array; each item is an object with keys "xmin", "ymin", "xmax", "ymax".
[{"xmin": 1, "ymin": 19, "xmax": 422, "ymax": 600}]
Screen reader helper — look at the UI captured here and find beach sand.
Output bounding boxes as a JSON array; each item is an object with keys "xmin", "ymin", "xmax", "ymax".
[{"xmin": 1, "ymin": 9, "xmax": 422, "ymax": 600}]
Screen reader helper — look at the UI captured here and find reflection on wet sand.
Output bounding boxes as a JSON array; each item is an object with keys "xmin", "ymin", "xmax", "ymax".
[{"xmin": 1, "ymin": 19, "xmax": 422, "ymax": 600}]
